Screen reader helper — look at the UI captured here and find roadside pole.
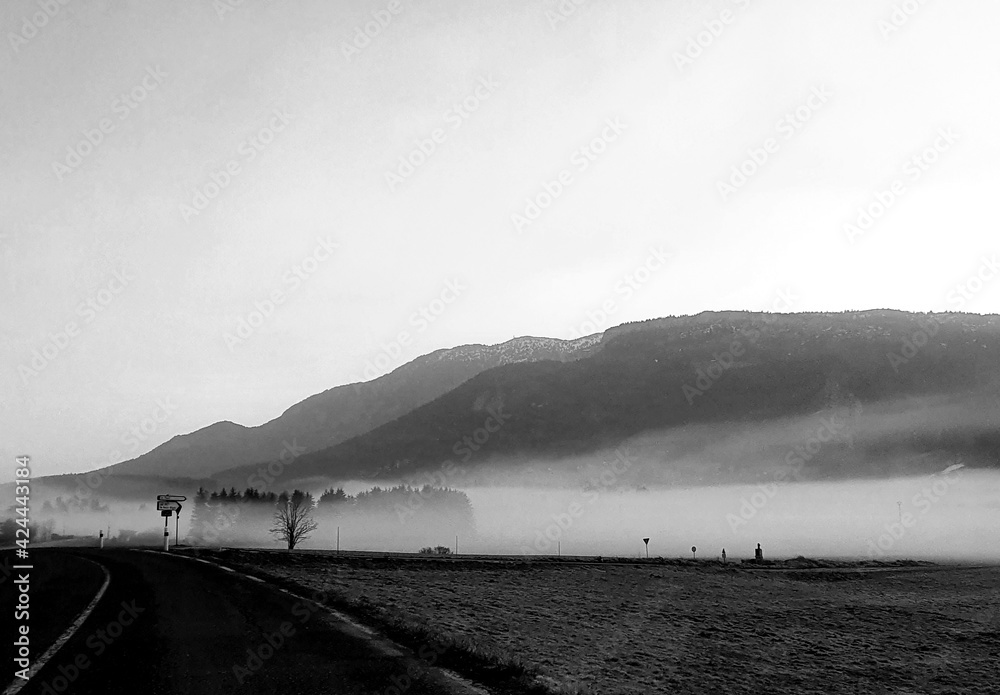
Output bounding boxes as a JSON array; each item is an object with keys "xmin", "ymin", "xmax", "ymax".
[{"xmin": 155, "ymin": 494, "xmax": 186, "ymax": 552}]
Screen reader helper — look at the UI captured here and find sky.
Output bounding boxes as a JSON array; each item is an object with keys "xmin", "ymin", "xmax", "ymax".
[{"xmin": 2, "ymin": 0, "xmax": 999, "ymax": 481}]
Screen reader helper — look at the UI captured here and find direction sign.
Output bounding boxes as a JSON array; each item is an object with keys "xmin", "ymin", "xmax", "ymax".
[
  {"xmin": 156, "ymin": 500, "xmax": 182, "ymax": 512},
  {"xmin": 157, "ymin": 494, "xmax": 187, "ymax": 502}
]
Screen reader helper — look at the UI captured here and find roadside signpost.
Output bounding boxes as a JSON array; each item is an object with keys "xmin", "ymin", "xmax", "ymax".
[{"xmin": 155, "ymin": 495, "xmax": 187, "ymax": 551}]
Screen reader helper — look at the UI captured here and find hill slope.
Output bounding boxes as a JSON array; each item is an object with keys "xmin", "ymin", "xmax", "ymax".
[
  {"xmin": 211, "ymin": 310, "xmax": 1000, "ymax": 489},
  {"xmin": 94, "ymin": 335, "xmax": 602, "ymax": 480}
]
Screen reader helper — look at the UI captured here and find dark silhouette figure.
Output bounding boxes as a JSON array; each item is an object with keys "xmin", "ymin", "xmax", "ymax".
[
  {"xmin": 754, "ymin": 543, "xmax": 763, "ymax": 561},
  {"xmin": 721, "ymin": 548, "xmax": 726, "ymax": 564}
]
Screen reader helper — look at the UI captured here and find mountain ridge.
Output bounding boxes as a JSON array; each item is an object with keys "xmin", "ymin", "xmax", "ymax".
[
  {"xmin": 92, "ymin": 333, "xmax": 603, "ymax": 480},
  {"xmin": 208, "ymin": 309, "xmax": 1000, "ymax": 490},
  {"xmin": 14, "ymin": 309, "xmax": 1000, "ymax": 501}
]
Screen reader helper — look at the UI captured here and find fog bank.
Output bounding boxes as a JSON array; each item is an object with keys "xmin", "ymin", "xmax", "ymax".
[{"xmin": 462, "ymin": 469, "xmax": 1000, "ymax": 561}]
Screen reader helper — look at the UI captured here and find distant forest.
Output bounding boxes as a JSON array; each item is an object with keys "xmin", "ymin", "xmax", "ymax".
[
  {"xmin": 188, "ymin": 484, "xmax": 475, "ymax": 548},
  {"xmin": 0, "ymin": 517, "xmax": 55, "ymax": 545}
]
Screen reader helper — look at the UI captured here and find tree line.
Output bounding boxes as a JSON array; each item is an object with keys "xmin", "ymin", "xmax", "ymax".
[
  {"xmin": 41, "ymin": 496, "xmax": 110, "ymax": 514},
  {"xmin": 188, "ymin": 484, "xmax": 475, "ymax": 550}
]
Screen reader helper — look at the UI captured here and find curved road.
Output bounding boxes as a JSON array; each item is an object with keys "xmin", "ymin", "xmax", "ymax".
[{"xmin": 17, "ymin": 549, "xmax": 485, "ymax": 695}]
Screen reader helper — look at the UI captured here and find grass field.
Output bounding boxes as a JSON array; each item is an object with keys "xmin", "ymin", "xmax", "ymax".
[{"xmin": 193, "ymin": 550, "xmax": 1000, "ymax": 694}]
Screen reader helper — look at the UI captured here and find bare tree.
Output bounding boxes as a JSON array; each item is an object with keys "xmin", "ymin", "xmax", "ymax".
[{"xmin": 269, "ymin": 490, "xmax": 318, "ymax": 550}]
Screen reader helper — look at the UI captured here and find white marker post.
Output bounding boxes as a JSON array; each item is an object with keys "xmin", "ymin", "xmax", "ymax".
[
  {"xmin": 156, "ymin": 495, "xmax": 186, "ymax": 552},
  {"xmin": 156, "ymin": 495, "xmax": 187, "ymax": 552}
]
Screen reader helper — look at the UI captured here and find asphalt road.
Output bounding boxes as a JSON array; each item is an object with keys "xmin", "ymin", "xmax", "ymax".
[{"xmin": 16, "ymin": 549, "xmax": 486, "ymax": 695}]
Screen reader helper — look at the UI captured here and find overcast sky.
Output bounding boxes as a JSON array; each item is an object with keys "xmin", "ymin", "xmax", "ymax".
[{"xmin": 3, "ymin": 0, "xmax": 999, "ymax": 480}]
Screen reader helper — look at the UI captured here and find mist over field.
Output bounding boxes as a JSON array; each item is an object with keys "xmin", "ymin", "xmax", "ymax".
[
  {"xmin": 451, "ymin": 394, "xmax": 999, "ymax": 561},
  {"xmin": 462, "ymin": 470, "xmax": 1000, "ymax": 561},
  {"xmin": 26, "ymin": 471, "xmax": 999, "ymax": 563},
  {"xmin": 18, "ymin": 393, "xmax": 999, "ymax": 561}
]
